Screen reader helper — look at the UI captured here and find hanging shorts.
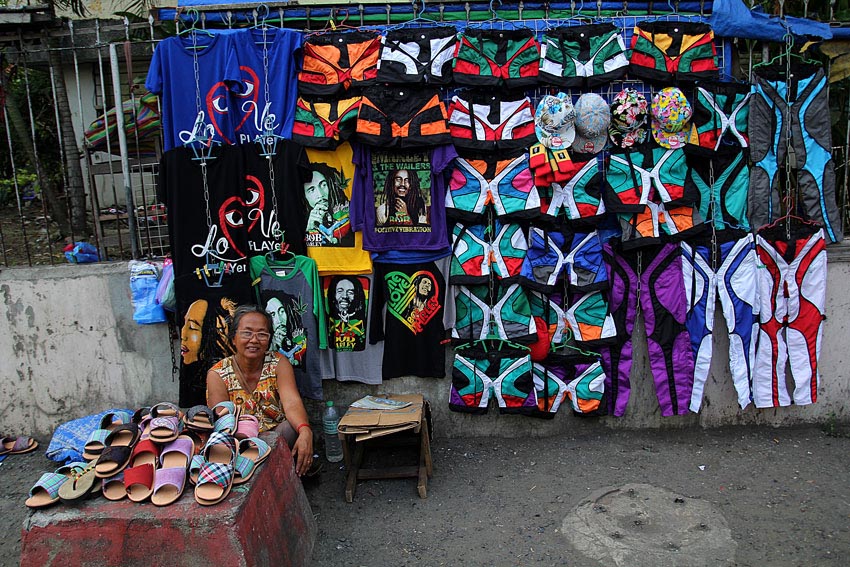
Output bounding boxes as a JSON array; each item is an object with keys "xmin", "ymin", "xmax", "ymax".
[
  {"xmin": 753, "ymin": 226, "xmax": 827, "ymax": 408},
  {"xmin": 298, "ymin": 31, "xmax": 380, "ymax": 95},
  {"xmin": 453, "ymin": 28, "xmax": 540, "ymax": 89},
  {"xmin": 531, "ymin": 359, "xmax": 569, "ymax": 416},
  {"xmin": 565, "ymin": 290, "xmax": 617, "ymax": 346},
  {"xmin": 519, "ymin": 226, "xmax": 568, "ymax": 293},
  {"xmin": 605, "ymin": 144, "xmax": 695, "ymax": 212},
  {"xmin": 449, "ymin": 344, "xmax": 536, "ymax": 414},
  {"xmin": 450, "ymin": 221, "xmax": 528, "ymax": 285},
  {"xmin": 566, "ymin": 357, "xmax": 607, "ymax": 415},
  {"xmin": 628, "ymin": 21, "xmax": 718, "ymax": 83},
  {"xmin": 687, "ymin": 82, "xmax": 751, "ymax": 155},
  {"xmin": 447, "ymin": 93, "xmax": 537, "ymax": 152},
  {"xmin": 445, "ymin": 153, "xmax": 540, "ymax": 223},
  {"xmin": 452, "ymin": 282, "xmax": 537, "ymax": 344},
  {"xmin": 543, "ymin": 158, "xmax": 607, "ymax": 224},
  {"xmin": 356, "ymin": 87, "xmax": 450, "ymax": 148},
  {"xmin": 685, "ymin": 145, "xmax": 750, "ymax": 230},
  {"xmin": 618, "ymin": 201, "xmax": 664, "ymax": 249},
  {"xmin": 539, "ymin": 23, "xmax": 628, "ymax": 88},
  {"xmin": 565, "ymin": 231, "xmax": 608, "ymax": 292},
  {"xmin": 377, "ymin": 26, "xmax": 457, "ymax": 85},
  {"xmin": 291, "ymin": 96, "xmax": 361, "ymax": 149}
]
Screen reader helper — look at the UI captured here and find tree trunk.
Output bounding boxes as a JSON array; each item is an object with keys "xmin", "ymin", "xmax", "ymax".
[
  {"xmin": 1, "ymin": 74, "xmax": 72, "ymax": 238},
  {"xmin": 47, "ymin": 37, "xmax": 88, "ymax": 237}
]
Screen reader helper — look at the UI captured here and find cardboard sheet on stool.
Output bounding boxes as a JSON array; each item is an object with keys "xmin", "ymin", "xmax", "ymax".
[{"xmin": 338, "ymin": 394, "xmax": 423, "ymax": 442}]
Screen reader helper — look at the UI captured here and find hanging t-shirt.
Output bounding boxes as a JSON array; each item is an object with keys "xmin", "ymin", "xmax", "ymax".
[
  {"xmin": 231, "ymin": 28, "xmax": 303, "ymax": 142},
  {"xmin": 174, "ymin": 272, "xmax": 253, "ymax": 407},
  {"xmin": 322, "ymin": 274, "xmax": 383, "ymax": 385},
  {"xmin": 241, "ymin": 141, "xmax": 311, "ymax": 257},
  {"xmin": 158, "ymin": 145, "xmax": 251, "ymax": 280},
  {"xmin": 370, "ymin": 261, "xmax": 447, "ymax": 378},
  {"xmin": 249, "ymin": 254, "xmax": 327, "ymax": 400},
  {"xmin": 146, "ymin": 33, "xmax": 241, "ymax": 151},
  {"xmin": 351, "ymin": 144, "xmax": 456, "ymax": 252},
  {"xmin": 303, "ymin": 143, "xmax": 372, "ymax": 275}
]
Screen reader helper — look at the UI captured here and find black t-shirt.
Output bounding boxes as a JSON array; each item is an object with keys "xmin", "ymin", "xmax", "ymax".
[
  {"xmin": 370, "ymin": 261, "xmax": 446, "ymax": 379},
  {"xmin": 158, "ymin": 145, "xmax": 250, "ymax": 280},
  {"xmin": 240, "ymin": 141, "xmax": 311, "ymax": 257}
]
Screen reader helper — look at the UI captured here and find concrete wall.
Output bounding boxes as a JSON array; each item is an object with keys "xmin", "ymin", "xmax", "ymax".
[{"xmin": 2, "ymin": 251, "xmax": 849, "ymax": 438}]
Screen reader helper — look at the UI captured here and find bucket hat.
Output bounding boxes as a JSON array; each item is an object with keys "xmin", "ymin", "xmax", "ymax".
[
  {"xmin": 571, "ymin": 93, "xmax": 610, "ymax": 155},
  {"xmin": 609, "ymin": 88, "xmax": 649, "ymax": 149},
  {"xmin": 651, "ymin": 87, "xmax": 692, "ymax": 149},
  {"xmin": 534, "ymin": 93, "xmax": 576, "ymax": 150}
]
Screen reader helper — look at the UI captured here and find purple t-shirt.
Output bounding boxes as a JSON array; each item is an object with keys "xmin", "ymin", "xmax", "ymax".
[
  {"xmin": 351, "ymin": 144, "xmax": 456, "ymax": 252},
  {"xmin": 146, "ymin": 33, "xmax": 241, "ymax": 151}
]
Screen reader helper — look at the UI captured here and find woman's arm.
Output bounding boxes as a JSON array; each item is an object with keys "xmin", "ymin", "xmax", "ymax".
[
  {"xmin": 206, "ymin": 368, "xmax": 230, "ymax": 409},
  {"xmin": 275, "ymin": 357, "xmax": 314, "ymax": 476}
]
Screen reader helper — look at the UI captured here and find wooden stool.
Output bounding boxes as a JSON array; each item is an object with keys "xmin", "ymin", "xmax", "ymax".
[{"xmin": 340, "ymin": 406, "xmax": 433, "ymax": 502}]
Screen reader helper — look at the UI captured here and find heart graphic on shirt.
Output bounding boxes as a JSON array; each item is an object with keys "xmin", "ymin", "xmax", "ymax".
[
  {"xmin": 386, "ymin": 270, "xmax": 440, "ymax": 335},
  {"xmin": 217, "ymin": 175, "xmax": 267, "ymax": 258}
]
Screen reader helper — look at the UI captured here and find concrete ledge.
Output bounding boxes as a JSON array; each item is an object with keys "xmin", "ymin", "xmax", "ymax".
[{"xmin": 20, "ymin": 433, "xmax": 316, "ymax": 567}]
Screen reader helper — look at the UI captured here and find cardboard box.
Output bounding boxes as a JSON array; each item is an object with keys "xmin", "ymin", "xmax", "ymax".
[{"xmin": 338, "ymin": 394, "xmax": 424, "ymax": 442}]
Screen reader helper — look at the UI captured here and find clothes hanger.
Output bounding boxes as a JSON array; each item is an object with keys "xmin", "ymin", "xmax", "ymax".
[
  {"xmin": 468, "ymin": 0, "xmax": 528, "ymax": 31},
  {"xmin": 550, "ymin": 327, "xmax": 600, "ymax": 358},
  {"xmin": 306, "ymin": 7, "xmax": 363, "ymax": 38},
  {"xmin": 387, "ymin": 0, "xmax": 448, "ymax": 31},
  {"xmin": 177, "ymin": 9, "xmax": 215, "ymax": 47},
  {"xmin": 753, "ymin": 34, "xmax": 820, "ymax": 70},
  {"xmin": 265, "ymin": 241, "xmax": 296, "ymax": 265}
]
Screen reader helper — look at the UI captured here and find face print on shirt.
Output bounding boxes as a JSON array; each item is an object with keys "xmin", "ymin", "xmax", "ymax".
[
  {"xmin": 303, "ymin": 163, "xmax": 354, "ymax": 248},
  {"xmin": 262, "ymin": 291, "xmax": 308, "ymax": 367},
  {"xmin": 386, "ymin": 270, "xmax": 440, "ymax": 334},
  {"xmin": 371, "ymin": 151, "xmax": 432, "ymax": 232},
  {"xmin": 324, "ymin": 275, "xmax": 369, "ymax": 351}
]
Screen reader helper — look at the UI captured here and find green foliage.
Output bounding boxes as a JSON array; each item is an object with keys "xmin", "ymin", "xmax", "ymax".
[{"xmin": 0, "ymin": 170, "xmax": 37, "ymax": 206}]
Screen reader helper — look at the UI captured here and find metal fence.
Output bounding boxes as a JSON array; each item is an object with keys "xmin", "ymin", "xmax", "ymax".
[{"xmin": 0, "ymin": 2, "xmax": 848, "ymax": 267}]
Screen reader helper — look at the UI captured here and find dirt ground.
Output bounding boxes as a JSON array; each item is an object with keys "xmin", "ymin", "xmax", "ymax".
[{"xmin": 3, "ymin": 424, "xmax": 849, "ymax": 567}]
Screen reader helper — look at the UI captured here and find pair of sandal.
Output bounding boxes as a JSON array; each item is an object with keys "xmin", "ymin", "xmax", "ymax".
[
  {"xmin": 25, "ymin": 461, "xmax": 98, "ymax": 508},
  {"xmin": 0, "ymin": 435, "xmax": 38, "ymax": 456},
  {"xmin": 103, "ymin": 434, "xmax": 196, "ymax": 506},
  {"xmin": 193, "ymin": 430, "xmax": 271, "ymax": 506}
]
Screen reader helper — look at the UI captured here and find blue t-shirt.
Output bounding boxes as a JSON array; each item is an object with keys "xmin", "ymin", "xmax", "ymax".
[
  {"xmin": 146, "ymin": 33, "xmax": 241, "ymax": 151},
  {"xmin": 230, "ymin": 28, "xmax": 303, "ymax": 143}
]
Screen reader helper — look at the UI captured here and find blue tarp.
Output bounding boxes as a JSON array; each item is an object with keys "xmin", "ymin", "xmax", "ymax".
[{"xmin": 710, "ymin": 0, "xmax": 832, "ymax": 41}]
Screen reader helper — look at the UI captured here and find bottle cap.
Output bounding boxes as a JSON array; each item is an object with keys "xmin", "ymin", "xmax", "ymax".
[{"xmin": 326, "ymin": 400, "xmax": 334, "ymax": 407}]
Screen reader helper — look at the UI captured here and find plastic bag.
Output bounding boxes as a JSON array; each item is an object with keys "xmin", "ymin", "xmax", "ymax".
[
  {"xmin": 64, "ymin": 242, "xmax": 100, "ymax": 264},
  {"xmin": 129, "ymin": 260, "xmax": 166, "ymax": 324},
  {"xmin": 155, "ymin": 258, "xmax": 176, "ymax": 312}
]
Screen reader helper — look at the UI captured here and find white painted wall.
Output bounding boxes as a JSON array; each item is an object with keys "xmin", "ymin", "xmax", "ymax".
[{"xmin": 1, "ymin": 253, "xmax": 848, "ymax": 438}]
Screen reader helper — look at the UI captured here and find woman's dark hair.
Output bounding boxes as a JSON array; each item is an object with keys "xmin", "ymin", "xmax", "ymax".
[
  {"xmin": 305, "ymin": 162, "xmax": 349, "ymax": 213},
  {"xmin": 381, "ymin": 168, "xmax": 425, "ymax": 223},
  {"xmin": 328, "ymin": 275, "xmax": 366, "ymax": 319},
  {"xmin": 228, "ymin": 304, "xmax": 273, "ymax": 343}
]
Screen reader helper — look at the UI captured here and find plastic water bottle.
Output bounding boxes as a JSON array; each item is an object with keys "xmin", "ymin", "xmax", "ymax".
[{"xmin": 322, "ymin": 400, "xmax": 344, "ymax": 463}]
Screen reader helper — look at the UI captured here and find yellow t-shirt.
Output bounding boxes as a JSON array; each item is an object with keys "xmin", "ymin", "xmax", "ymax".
[{"xmin": 304, "ymin": 143, "xmax": 372, "ymax": 276}]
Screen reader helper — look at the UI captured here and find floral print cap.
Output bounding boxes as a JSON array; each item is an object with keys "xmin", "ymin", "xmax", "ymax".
[
  {"xmin": 650, "ymin": 87, "xmax": 693, "ymax": 149},
  {"xmin": 608, "ymin": 88, "xmax": 649, "ymax": 149},
  {"xmin": 534, "ymin": 93, "xmax": 576, "ymax": 151}
]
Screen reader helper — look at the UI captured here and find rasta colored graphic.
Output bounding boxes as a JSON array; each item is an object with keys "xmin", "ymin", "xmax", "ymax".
[
  {"xmin": 372, "ymin": 152, "xmax": 432, "ymax": 231},
  {"xmin": 325, "ymin": 275, "xmax": 369, "ymax": 351},
  {"xmin": 386, "ymin": 270, "xmax": 440, "ymax": 334},
  {"xmin": 262, "ymin": 292, "xmax": 308, "ymax": 367},
  {"xmin": 303, "ymin": 163, "xmax": 353, "ymax": 247}
]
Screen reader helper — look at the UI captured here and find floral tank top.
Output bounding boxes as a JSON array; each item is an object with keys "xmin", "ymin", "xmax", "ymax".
[{"xmin": 211, "ymin": 352, "xmax": 285, "ymax": 432}]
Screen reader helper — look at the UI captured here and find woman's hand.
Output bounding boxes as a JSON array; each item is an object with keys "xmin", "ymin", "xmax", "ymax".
[{"xmin": 291, "ymin": 427, "xmax": 314, "ymax": 476}]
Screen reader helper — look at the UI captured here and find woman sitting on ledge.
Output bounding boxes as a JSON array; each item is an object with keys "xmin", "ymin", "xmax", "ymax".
[{"xmin": 206, "ymin": 304, "xmax": 315, "ymax": 476}]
